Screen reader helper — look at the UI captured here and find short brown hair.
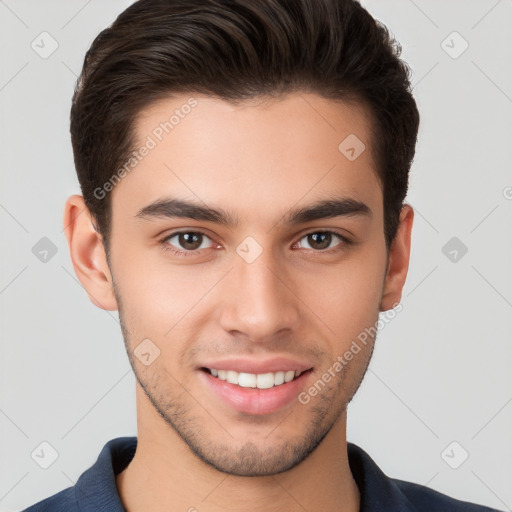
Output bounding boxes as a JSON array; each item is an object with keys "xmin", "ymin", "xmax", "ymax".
[{"xmin": 70, "ymin": 0, "xmax": 420, "ymax": 259}]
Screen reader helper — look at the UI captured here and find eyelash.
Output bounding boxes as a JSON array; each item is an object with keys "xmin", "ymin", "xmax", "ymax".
[{"xmin": 159, "ymin": 230, "xmax": 352, "ymax": 257}]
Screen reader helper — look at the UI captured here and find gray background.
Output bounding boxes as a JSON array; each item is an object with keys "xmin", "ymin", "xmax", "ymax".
[{"xmin": 0, "ymin": 1, "xmax": 511, "ymax": 511}]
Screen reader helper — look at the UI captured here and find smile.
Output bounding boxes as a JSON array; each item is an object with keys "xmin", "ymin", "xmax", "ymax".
[{"xmin": 202, "ymin": 367, "xmax": 309, "ymax": 389}]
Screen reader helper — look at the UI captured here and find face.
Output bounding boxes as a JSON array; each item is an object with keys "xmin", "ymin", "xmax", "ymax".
[{"xmin": 78, "ymin": 92, "xmax": 409, "ymax": 477}]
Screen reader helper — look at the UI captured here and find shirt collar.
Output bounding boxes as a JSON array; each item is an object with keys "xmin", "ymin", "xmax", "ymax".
[
  {"xmin": 74, "ymin": 436, "xmax": 417, "ymax": 511},
  {"xmin": 347, "ymin": 443, "xmax": 418, "ymax": 511},
  {"xmin": 74, "ymin": 436, "xmax": 136, "ymax": 512}
]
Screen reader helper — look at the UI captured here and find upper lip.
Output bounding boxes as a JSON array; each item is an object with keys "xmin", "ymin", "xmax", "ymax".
[{"xmin": 198, "ymin": 357, "xmax": 313, "ymax": 374}]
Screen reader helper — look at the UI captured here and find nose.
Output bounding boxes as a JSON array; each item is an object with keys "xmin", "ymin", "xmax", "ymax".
[{"xmin": 218, "ymin": 244, "xmax": 301, "ymax": 342}]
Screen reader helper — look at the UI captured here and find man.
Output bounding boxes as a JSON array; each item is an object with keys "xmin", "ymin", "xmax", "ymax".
[{"xmin": 23, "ymin": 0, "xmax": 502, "ymax": 510}]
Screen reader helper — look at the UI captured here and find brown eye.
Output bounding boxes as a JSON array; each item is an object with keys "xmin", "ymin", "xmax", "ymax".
[
  {"xmin": 297, "ymin": 231, "xmax": 345, "ymax": 251},
  {"xmin": 178, "ymin": 232, "xmax": 203, "ymax": 250},
  {"xmin": 163, "ymin": 231, "xmax": 213, "ymax": 252},
  {"xmin": 306, "ymin": 232, "xmax": 332, "ymax": 250}
]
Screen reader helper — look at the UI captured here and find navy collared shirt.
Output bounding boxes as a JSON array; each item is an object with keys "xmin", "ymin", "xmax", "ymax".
[{"xmin": 22, "ymin": 436, "xmax": 502, "ymax": 511}]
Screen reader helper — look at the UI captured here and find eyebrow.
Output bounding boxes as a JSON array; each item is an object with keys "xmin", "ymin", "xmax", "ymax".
[{"xmin": 135, "ymin": 196, "xmax": 373, "ymax": 227}]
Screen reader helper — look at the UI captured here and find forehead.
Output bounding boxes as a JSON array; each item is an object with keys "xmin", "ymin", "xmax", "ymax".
[{"xmin": 111, "ymin": 92, "xmax": 382, "ymax": 225}]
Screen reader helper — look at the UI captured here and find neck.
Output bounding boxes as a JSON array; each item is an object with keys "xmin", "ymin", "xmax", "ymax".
[{"xmin": 116, "ymin": 385, "xmax": 360, "ymax": 512}]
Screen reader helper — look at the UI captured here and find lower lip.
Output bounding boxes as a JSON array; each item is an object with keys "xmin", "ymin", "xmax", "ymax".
[{"xmin": 199, "ymin": 369, "xmax": 312, "ymax": 415}]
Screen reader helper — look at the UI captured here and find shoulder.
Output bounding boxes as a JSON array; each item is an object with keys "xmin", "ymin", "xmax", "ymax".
[
  {"xmin": 347, "ymin": 442, "xmax": 502, "ymax": 512},
  {"xmin": 20, "ymin": 486, "xmax": 78, "ymax": 512},
  {"xmin": 393, "ymin": 478, "xmax": 502, "ymax": 511},
  {"xmin": 20, "ymin": 436, "xmax": 137, "ymax": 512}
]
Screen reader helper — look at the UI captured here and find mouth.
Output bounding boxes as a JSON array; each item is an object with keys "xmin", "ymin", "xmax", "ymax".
[
  {"xmin": 197, "ymin": 355, "xmax": 315, "ymax": 415},
  {"xmin": 198, "ymin": 365, "xmax": 314, "ymax": 415},
  {"xmin": 200, "ymin": 367, "xmax": 312, "ymax": 390}
]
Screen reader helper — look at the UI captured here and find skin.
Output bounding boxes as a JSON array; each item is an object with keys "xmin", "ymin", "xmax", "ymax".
[{"xmin": 63, "ymin": 92, "xmax": 413, "ymax": 512}]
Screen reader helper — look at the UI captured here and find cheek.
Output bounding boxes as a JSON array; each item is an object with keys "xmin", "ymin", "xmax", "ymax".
[
  {"xmin": 114, "ymin": 256, "xmax": 225, "ymax": 342},
  {"xmin": 298, "ymin": 248, "xmax": 386, "ymax": 338}
]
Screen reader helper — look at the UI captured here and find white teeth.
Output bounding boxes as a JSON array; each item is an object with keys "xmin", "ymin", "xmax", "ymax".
[
  {"xmin": 274, "ymin": 371, "xmax": 285, "ymax": 386},
  {"xmin": 256, "ymin": 373, "xmax": 274, "ymax": 389},
  {"xmin": 226, "ymin": 370, "xmax": 239, "ymax": 385},
  {"xmin": 284, "ymin": 370, "xmax": 295, "ymax": 383},
  {"xmin": 207, "ymin": 368, "xmax": 306, "ymax": 388},
  {"xmin": 238, "ymin": 372, "xmax": 256, "ymax": 388}
]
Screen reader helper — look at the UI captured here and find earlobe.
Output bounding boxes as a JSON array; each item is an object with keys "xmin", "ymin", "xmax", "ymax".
[
  {"xmin": 63, "ymin": 194, "xmax": 118, "ymax": 311},
  {"xmin": 379, "ymin": 204, "xmax": 414, "ymax": 312}
]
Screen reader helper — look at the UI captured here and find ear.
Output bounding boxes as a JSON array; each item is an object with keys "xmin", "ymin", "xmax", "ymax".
[
  {"xmin": 380, "ymin": 204, "xmax": 414, "ymax": 311},
  {"xmin": 62, "ymin": 194, "xmax": 118, "ymax": 311}
]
